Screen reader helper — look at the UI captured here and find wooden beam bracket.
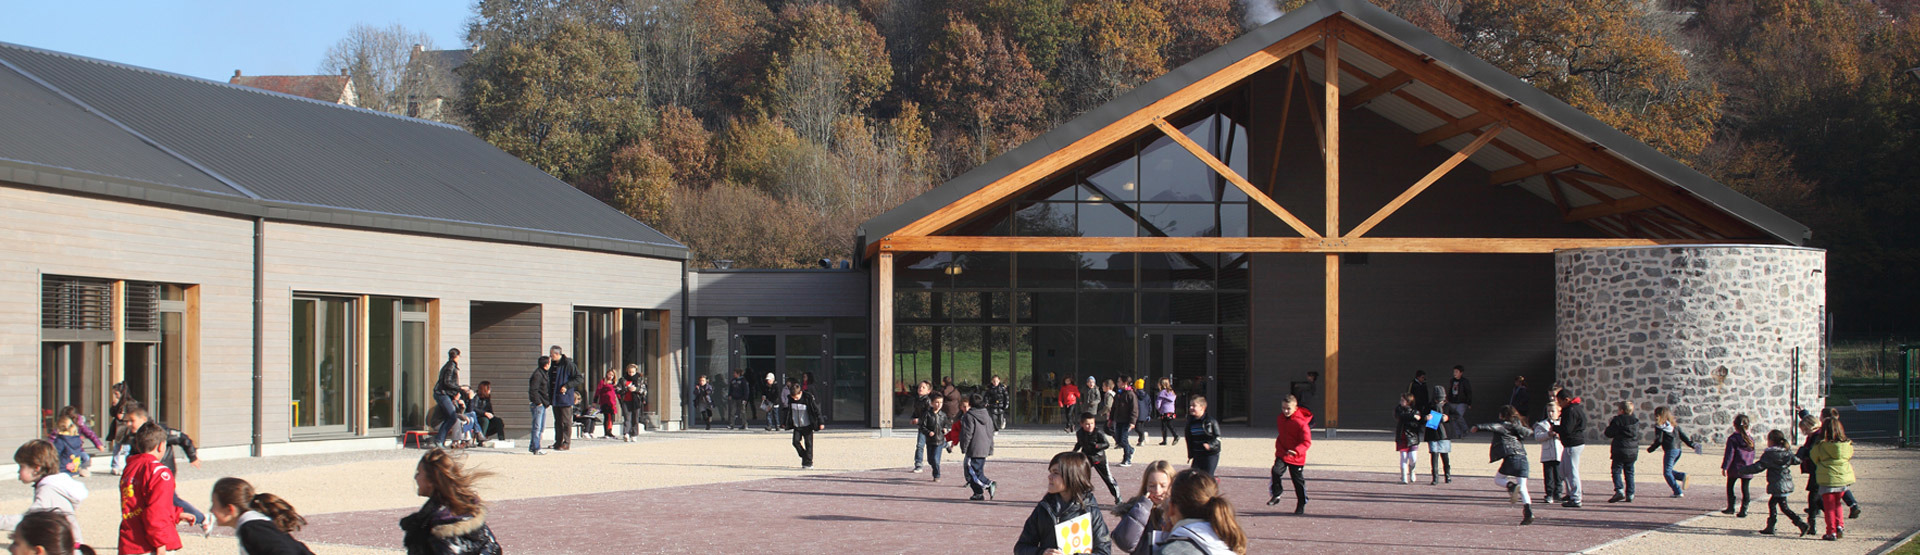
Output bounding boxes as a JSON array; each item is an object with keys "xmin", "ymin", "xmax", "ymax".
[
  {"xmin": 1151, "ymin": 118, "xmax": 1322, "ymax": 239},
  {"xmin": 1347, "ymin": 122, "xmax": 1507, "ymax": 238}
]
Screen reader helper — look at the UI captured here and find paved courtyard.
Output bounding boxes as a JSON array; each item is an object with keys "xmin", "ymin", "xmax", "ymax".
[{"xmin": 6, "ymin": 428, "xmax": 1915, "ymax": 553}]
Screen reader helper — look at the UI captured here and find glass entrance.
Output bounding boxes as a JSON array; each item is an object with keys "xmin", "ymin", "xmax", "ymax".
[
  {"xmin": 292, "ymin": 296, "xmax": 354, "ymax": 436},
  {"xmin": 734, "ymin": 326, "xmax": 844, "ymax": 421},
  {"xmin": 1139, "ymin": 329, "xmax": 1216, "ymax": 417}
]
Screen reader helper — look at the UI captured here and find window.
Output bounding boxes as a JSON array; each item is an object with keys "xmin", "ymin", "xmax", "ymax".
[{"xmin": 292, "ymin": 296, "xmax": 355, "ymax": 436}]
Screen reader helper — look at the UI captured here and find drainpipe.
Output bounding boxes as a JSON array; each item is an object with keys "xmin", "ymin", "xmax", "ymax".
[
  {"xmin": 252, "ymin": 217, "xmax": 265, "ymax": 457},
  {"xmin": 680, "ymin": 259, "xmax": 691, "ymax": 431}
]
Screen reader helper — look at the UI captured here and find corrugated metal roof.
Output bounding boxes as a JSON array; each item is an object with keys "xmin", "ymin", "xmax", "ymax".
[
  {"xmin": 0, "ymin": 60, "xmax": 243, "ymax": 196},
  {"xmin": 858, "ymin": 0, "xmax": 1809, "ymax": 251},
  {"xmin": 0, "ymin": 41, "xmax": 686, "ymax": 260}
]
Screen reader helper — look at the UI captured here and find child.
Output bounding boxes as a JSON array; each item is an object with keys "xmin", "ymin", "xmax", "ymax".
[
  {"xmin": 618, "ymin": 364, "xmax": 647, "ymax": 440},
  {"xmin": 1184, "ymin": 395, "xmax": 1222, "ymax": 477},
  {"xmin": 55, "ymin": 406, "xmax": 106, "ymax": 455},
  {"xmin": 1154, "ymin": 469, "xmax": 1249, "ymax": 555},
  {"xmin": 1798, "ymin": 409, "xmax": 1862, "ymax": 520},
  {"xmin": 3, "ymin": 440, "xmax": 90, "ymax": 544},
  {"xmin": 1603, "ymin": 401, "xmax": 1639, "ymax": 503},
  {"xmin": 1058, "ymin": 377, "xmax": 1081, "ymax": 433},
  {"xmin": 1425, "ymin": 384, "xmax": 1456, "ymax": 484},
  {"xmin": 119, "ymin": 425, "xmax": 181, "ymax": 555},
  {"xmin": 1394, "ymin": 393, "xmax": 1424, "ymax": 484},
  {"xmin": 1471, "ymin": 405, "xmax": 1535, "ymax": 525},
  {"xmin": 1134, "ymin": 379, "xmax": 1152, "ymax": 446},
  {"xmin": 210, "ymin": 477, "xmax": 315, "ymax": 554},
  {"xmin": 49, "ymin": 417, "xmax": 90, "ymax": 477},
  {"xmin": 1647, "ymin": 406, "xmax": 1699, "ymax": 497},
  {"xmin": 593, "ymin": 370, "xmax": 620, "ymax": 439},
  {"xmin": 1721, "ymin": 413, "xmax": 1757, "ymax": 517},
  {"xmin": 1534, "ymin": 401, "xmax": 1564, "ymax": 503},
  {"xmin": 1809, "ymin": 417, "xmax": 1854, "ymax": 541},
  {"xmin": 1268, "ymin": 394, "xmax": 1312, "ymax": 514},
  {"xmin": 121, "ymin": 404, "xmax": 208, "ymax": 534},
  {"xmin": 1077, "ymin": 412, "xmax": 1122, "ymax": 505},
  {"xmin": 785, "ymin": 383, "xmax": 823, "ymax": 469},
  {"xmin": 401, "ymin": 449, "xmax": 501, "ymax": 554},
  {"xmin": 958, "ymin": 393, "xmax": 998, "ymax": 501},
  {"xmin": 1157, "ymin": 378, "xmax": 1178, "ymax": 446},
  {"xmin": 9, "ymin": 509, "xmax": 97, "ymax": 555},
  {"xmin": 1736, "ymin": 430, "xmax": 1810, "ymax": 536},
  {"xmin": 920, "ymin": 396, "xmax": 950, "ymax": 482},
  {"xmin": 1013, "ymin": 452, "xmax": 1112, "ymax": 555},
  {"xmin": 1113, "ymin": 460, "xmax": 1174, "ymax": 555}
]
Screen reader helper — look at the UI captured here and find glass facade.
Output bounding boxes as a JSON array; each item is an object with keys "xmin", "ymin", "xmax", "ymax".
[
  {"xmin": 893, "ymin": 101, "xmax": 1254, "ymax": 424},
  {"xmin": 689, "ymin": 317, "xmax": 870, "ymax": 424}
]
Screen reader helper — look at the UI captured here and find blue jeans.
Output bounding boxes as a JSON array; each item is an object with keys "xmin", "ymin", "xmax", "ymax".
[
  {"xmin": 111, "ymin": 443, "xmax": 129, "ymax": 472},
  {"xmin": 925, "ymin": 434, "xmax": 943, "ymax": 479},
  {"xmin": 175, "ymin": 494, "xmax": 205, "ymax": 525},
  {"xmin": 966, "ymin": 457, "xmax": 991, "ymax": 496},
  {"xmin": 431, "ymin": 394, "xmax": 458, "ymax": 444},
  {"xmin": 1662, "ymin": 449, "xmax": 1687, "ymax": 495},
  {"xmin": 1115, "ymin": 421, "xmax": 1136, "ymax": 462},
  {"xmin": 766, "ymin": 405, "xmax": 781, "ymax": 429},
  {"xmin": 529, "ymin": 404, "xmax": 549, "ymax": 453},
  {"xmin": 1612, "ymin": 457, "xmax": 1636, "ymax": 497},
  {"xmin": 913, "ymin": 430, "xmax": 927, "ymax": 468}
]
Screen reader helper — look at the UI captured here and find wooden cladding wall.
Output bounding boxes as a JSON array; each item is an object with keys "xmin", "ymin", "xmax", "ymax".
[{"xmin": 469, "ymin": 302, "xmax": 543, "ymax": 438}]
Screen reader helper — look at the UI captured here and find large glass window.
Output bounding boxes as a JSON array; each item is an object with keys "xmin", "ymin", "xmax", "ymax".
[{"xmin": 292, "ymin": 296, "xmax": 354, "ymax": 435}]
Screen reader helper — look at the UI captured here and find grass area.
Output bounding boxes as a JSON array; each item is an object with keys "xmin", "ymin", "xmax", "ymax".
[{"xmin": 1887, "ymin": 536, "xmax": 1920, "ymax": 555}]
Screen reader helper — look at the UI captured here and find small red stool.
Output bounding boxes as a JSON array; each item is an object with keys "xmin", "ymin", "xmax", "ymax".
[{"xmin": 403, "ymin": 430, "xmax": 432, "ymax": 448}]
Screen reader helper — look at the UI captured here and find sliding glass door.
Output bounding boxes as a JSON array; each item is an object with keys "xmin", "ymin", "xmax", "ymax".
[{"xmin": 292, "ymin": 296, "xmax": 354, "ymax": 437}]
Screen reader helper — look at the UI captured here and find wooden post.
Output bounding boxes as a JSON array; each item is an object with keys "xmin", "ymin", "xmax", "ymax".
[
  {"xmin": 875, "ymin": 252, "xmax": 895, "ymax": 431},
  {"xmin": 355, "ymin": 295, "xmax": 371, "ymax": 436},
  {"xmin": 1323, "ymin": 29, "xmax": 1342, "ymax": 430},
  {"xmin": 111, "ymin": 280, "xmax": 125, "ymax": 386}
]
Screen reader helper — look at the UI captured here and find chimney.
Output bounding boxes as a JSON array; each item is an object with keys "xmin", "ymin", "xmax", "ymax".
[
  {"xmin": 233, "ymin": 70, "xmax": 241, "ymax": 77},
  {"xmin": 413, "ymin": 44, "xmax": 424, "ymax": 54},
  {"xmin": 341, "ymin": 68, "xmax": 350, "ymax": 77},
  {"xmin": 230, "ymin": 69, "xmax": 242, "ymax": 84}
]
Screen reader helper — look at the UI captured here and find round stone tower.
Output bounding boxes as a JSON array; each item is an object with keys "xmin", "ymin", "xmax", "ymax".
[{"xmin": 1555, "ymin": 245, "xmax": 1826, "ymax": 444}]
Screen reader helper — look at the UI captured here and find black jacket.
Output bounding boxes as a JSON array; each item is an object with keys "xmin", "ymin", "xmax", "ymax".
[
  {"xmin": 434, "ymin": 361, "xmax": 462, "ymax": 399},
  {"xmin": 1423, "ymin": 385, "xmax": 1457, "ymax": 442},
  {"xmin": 139, "ymin": 422, "xmax": 198, "ymax": 472},
  {"xmin": 1112, "ymin": 388, "xmax": 1138, "ymax": 424},
  {"xmin": 728, "ymin": 375, "xmax": 750, "ymax": 401},
  {"xmin": 1014, "ymin": 493, "xmax": 1112, "ymax": 555},
  {"xmin": 986, "ymin": 384, "xmax": 1011, "ymax": 411},
  {"xmin": 1509, "ymin": 386, "xmax": 1530, "ymax": 420},
  {"xmin": 235, "ymin": 516, "xmax": 315, "ymax": 555},
  {"xmin": 1738, "ymin": 446, "xmax": 1800, "ymax": 495},
  {"xmin": 1647, "ymin": 423, "xmax": 1698, "ymax": 453},
  {"xmin": 1409, "ymin": 379, "xmax": 1432, "ymax": 412},
  {"xmin": 1476, "ymin": 419, "xmax": 1530, "ymax": 463},
  {"xmin": 1076, "ymin": 427, "xmax": 1112, "ymax": 464},
  {"xmin": 550, "ymin": 356, "xmax": 579, "ymax": 407},
  {"xmin": 468, "ymin": 395, "xmax": 494, "ymax": 418},
  {"xmin": 960, "ymin": 407, "xmax": 994, "ymax": 458},
  {"xmin": 1395, "ymin": 404, "xmax": 1425, "ymax": 448},
  {"xmin": 527, "ymin": 365, "xmax": 553, "ymax": 406},
  {"xmin": 617, "ymin": 373, "xmax": 647, "ymax": 408},
  {"xmin": 784, "ymin": 391, "xmax": 823, "ymax": 431},
  {"xmin": 399, "ymin": 502, "xmax": 501, "ymax": 555},
  {"xmin": 1184, "ymin": 415, "xmax": 1221, "ymax": 459},
  {"xmin": 1604, "ymin": 413, "xmax": 1640, "ymax": 460},
  {"xmin": 920, "ymin": 408, "xmax": 951, "ymax": 439},
  {"xmin": 1554, "ymin": 401, "xmax": 1588, "ymax": 447},
  {"xmin": 1449, "ymin": 377, "xmax": 1473, "ymax": 406}
]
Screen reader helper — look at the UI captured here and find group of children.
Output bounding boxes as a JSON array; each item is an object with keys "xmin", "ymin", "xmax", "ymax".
[
  {"xmin": 916, "ymin": 392, "xmax": 1002, "ymax": 501},
  {"xmin": 1016, "ymin": 452, "xmax": 1251, "ymax": 555}
]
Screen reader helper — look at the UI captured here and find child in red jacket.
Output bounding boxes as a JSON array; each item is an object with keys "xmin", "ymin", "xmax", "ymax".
[
  {"xmin": 119, "ymin": 425, "xmax": 181, "ymax": 555},
  {"xmin": 593, "ymin": 370, "xmax": 621, "ymax": 438},
  {"xmin": 1269, "ymin": 394, "xmax": 1313, "ymax": 514}
]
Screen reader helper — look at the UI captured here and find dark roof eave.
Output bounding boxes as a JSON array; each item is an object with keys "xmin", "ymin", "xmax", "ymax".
[
  {"xmin": 0, "ymin": 159, "xmax": 690, "ymax": 261},
  {"xmin": 856, "ymin": 0, "xmax": 1810, "ymax": 254}
]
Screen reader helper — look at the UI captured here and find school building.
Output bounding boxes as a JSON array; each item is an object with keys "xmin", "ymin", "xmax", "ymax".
[{"xmin": 3, "ymin": 0, "xmax": 1826, "ymax": 459}]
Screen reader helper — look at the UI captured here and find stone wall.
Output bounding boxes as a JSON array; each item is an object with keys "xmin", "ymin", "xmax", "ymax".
[{"xmin": 1555, "ymin": 246, "xmax": 1825, "ymax": 445}]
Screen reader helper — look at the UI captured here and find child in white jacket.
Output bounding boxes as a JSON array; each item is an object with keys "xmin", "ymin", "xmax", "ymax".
[
  {"xmin": 1, "ymin": 440, "xmax": 90, "ymax": 544},
  {"xmin": 1534, "ymin": 401, "xmax": 1565, "ymax": 504}
]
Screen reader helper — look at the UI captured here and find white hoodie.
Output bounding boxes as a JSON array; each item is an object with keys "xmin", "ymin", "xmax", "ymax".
[
  {"xmin": 1160, "ymin": 519, "xmax": 1236, "ymax": 555},
  {"xmin": 0, "ymin": 472, "xmax": 90, "ymax": 543}
]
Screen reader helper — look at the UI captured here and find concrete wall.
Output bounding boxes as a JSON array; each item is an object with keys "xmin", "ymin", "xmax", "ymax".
[
  {"xmin": 691, "ymin": 270, "xmax": 868, "ymax": 318},
  {"xmin": 1556, "ymin": 246, "xmax": 1826, "ymax": 444}
]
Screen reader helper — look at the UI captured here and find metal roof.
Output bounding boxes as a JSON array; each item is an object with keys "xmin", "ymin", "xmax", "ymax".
[
  {"xmin": 857, "ymin": 0, "xmax": 1809, "ymax": 253},
  {"xmin": 0, "ymin": 41, "xmax": 687, "ymax": 260}
]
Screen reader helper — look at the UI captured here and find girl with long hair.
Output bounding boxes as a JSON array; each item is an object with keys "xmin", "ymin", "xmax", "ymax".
[
  {"xmin": 1720, "ymin": 414, "xmax": 1757, "ymax": 517},
  {"xmin": 1154, "ymin": 469, "xmax": 1248, "ymax": 555},
  {"xmin": 7, "ymin": 510, "xmax": 96, "ymax": 555},
  {"xmin": 1809, "ymin": 417, "xmax": 1855, "ymax": 540},
  {"xmin": 210, "ymin": 477, "xmax": 313, "ymax": 554},
  {"xmin": 1113, "ymin": 460, "xmax": 1174, "ymax": 555},
  {"xmin": 1014, "ymin": 452, "xmax": 1111, "ymax": 555},
  {"xmin": 1471, "ymin": 405, "xmax": 1536, "ymax": 525},
  {"xmin": 399, "ymin": 449, "xmax": 500, "ymax": 555},
  {"xmin": 1648, "ymin": 406, "xmax": 1699, "ymax": 497}
]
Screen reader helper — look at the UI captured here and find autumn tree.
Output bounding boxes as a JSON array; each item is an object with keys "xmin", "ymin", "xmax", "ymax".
[
  {"xmin": 459, "ymin": 21, "xmax": 649, "ymax": 197},
  {"xmin": 752, "ymin": 3, "xmax": 893, "ymax": 145},
  {"xmin": 607, "ymin": 141, "xmax": 674, "ymax": 225},
  {"xmin": 319, "ymin": 23, "xmax": 437, "ymax": 114},
  {"xmin": 1156, "ymin": 0, "xmax": 1240, "ymax": 67},
  {"xmin": 1053, "ymin": 0, "xmax": 1172, "ymax": 118},
  {"xmin": 921, "ymin": 14, "xmax": 1048, "ymax": 169},
  {"xmin": 653, "ymin": 104, "xmax": 717, "ymax": 185}
]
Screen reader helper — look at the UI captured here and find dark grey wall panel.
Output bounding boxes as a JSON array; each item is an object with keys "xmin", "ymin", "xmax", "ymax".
[
  {"xmin": 691, "ymin": 270, "xmax": 868, "ymax": 318},
  {"xmin": 469, "ymin": 302, "xmax": 542, "ymax": 439}
]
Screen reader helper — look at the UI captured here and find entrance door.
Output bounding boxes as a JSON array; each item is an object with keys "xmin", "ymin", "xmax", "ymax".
[
  {"xmin": 732, "ymin": 325, "xmax": 836, "ymax": 420},
  {"xmin": 1139, "ymin": 329, "xmax": 1216, "ymax": 412}
]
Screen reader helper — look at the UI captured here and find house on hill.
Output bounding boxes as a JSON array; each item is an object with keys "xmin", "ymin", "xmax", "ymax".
[{"xmin": 229, "ymin": 69, "xmax": 358, "ymax": 106}]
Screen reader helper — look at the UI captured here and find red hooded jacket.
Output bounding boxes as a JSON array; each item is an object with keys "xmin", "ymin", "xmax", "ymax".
[
  {"xmin": 1275, "ymin": 406, "xmax": 1314, "ymax": 466},
  {"xmin": 118, "ymin": 453, "xmax": 181, "ymax": 554}
]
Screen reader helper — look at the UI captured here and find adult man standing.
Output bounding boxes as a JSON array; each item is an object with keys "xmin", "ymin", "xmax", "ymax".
[
  {"xmin": 1448, "ymin": 365, "xmax": 1474, "ymax": 438},
  {"xmin": 549, "ymin": 345, "xmax": 579, "ymax": 451},
  {"xmin": 727, "ymin": 369, "xmax": 750, "ymax": 430},
  {"xmin": 1552, "ymin": 387, "xmax": 1589, "ymax": 508},
  {"xmin": 1111, "ymin": 379, "xmax": 1138, "ymax": 466},
  {"xmin": 527, "ymin": 356, "xmax": 553, "ymax": 455},
  {"xmin": 910, "ymin": 381, "xmax": 934, "ymax": 473},
  {"xmin": 985, "ymin": 375, "xmax": 1010, "ymax": 432},
  {"xmin": 940, "ymin": 376, "xmax": 963, "ymax": 420}
]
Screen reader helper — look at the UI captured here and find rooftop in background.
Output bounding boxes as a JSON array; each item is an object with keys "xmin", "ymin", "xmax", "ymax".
[
  {"xmin": 229, "ymin": 70, "xmax": 357, "ymax": 106},
  {"xmin": 0, "ymin": 41, "xmax": 686, "ymax": 260}
]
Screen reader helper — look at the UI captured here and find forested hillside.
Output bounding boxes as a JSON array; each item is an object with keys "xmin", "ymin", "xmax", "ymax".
[{"xmin": 376, "ymin": 0, "xmax": 1918, "ymax": 334}]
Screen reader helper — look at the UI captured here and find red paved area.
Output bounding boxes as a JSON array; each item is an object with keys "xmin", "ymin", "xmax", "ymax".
[{"xmin": 297, "ymin": 459, "xmax": 1720, "ymax": 553}]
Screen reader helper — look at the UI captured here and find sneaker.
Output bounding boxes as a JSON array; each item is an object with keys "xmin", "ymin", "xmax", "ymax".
[
  {"xmin": 1268, "ymin": 495, "xmax": 1283, "ymax": 506},
  {"xmin": 802, "ymin": 464, "xmax": 813, "ymax": 470},
  {"xmin": 1563, "ymin": 501, "xmax": 1582, "ymax": 508},
  {"xmin": 912, "ymin": 466, "xmax": 924, "ymax": 473},
  {"xmin": 969, "ymin": 494, "xmax": 985, "ymax": 501},
  {"xmin": 1822, "ymin": 533, "xmax": 1837, "ymax": 541},
  {"xmin": 1850, "ymin": 505, "xmax": 1862, "ymax": 519},
  {"xmin": 1119, "ymin": 461, "xmax": 1133, "ymax": 467},
  {"xmin": 1507, "ymin": 483, "xmax": 1520, "ymax": 504},
  {"xmin": 1673, "ymin": 492, "xmax": 1685, "ymax": 498},
  {"xmin": 1607, "ymin": 493, "xmax": 1625, "ymax": 503},
  {"xmin": 533, "ymin": 450, "xmax": 548, "ymax": 456},
  {"xmin": 1759, "ymin": 528, "xmax": 1776, "ymax": 535},
  {"xmin": 988, "ymin": 481, "xmax": 998, "ymax": 500}
]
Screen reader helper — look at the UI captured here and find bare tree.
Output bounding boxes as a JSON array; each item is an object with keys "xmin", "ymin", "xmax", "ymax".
[{"xmin": 320, "ymin": 23, "xmax": 437, "ymax": 114}]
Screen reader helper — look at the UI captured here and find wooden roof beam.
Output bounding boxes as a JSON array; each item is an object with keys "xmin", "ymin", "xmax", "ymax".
[
  {"xmin": 1489, "ymin": 154, "xmax": 1576, "ymax": 184},
  {"xmin": 1347, "ymin": 122, "xmax": 1507, "ymax": 238},
  {"xmin": 1564, "ymin": 195, "xmax": 1662, "ymax": 222},
  {"xmin": 1416, "ymin": 112, "xmax": 1498, "ymax": 146},
  {"xmin": 1343, "ymin": 70, "xmax": 1413, "ymax": 109},
  {"xmin": 879, "ymin": 236, "xmax": 1693, "ymax": 254},
  {"xmin": 1151, "ymin": 117, "xmax": 1322, "ymax": 238}
]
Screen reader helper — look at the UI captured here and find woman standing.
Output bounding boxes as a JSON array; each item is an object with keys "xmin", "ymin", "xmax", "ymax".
[
  {"xmin": 399, "ymin": 449, "xmax": 501, "ymax": 555},
  {"xmin": 431, "ymin": 349, "xmax": 464, "ymax": 449},
  {"xmin": 1014, "ymin": 452, "xmax": 1112, "ymax": 555},
  {"xmin": 1154, "ymin": 469, "xmax": 1248, "ymax": 555}
]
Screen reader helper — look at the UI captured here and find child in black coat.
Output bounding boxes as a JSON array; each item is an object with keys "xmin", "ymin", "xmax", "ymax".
[
  {"xmin": 921, "ymin": 396, "xmax": 951, "ymax": 482},
  {"xmin": 1184, "ymin": 396, "xmax": 1222, "ymax": 477},
  {"xmin": 1014, "ymin": 452, "xmax": 1113, "ymax": 555},
  {"xmin": 1472, "ymin": 405, "xmax": 1535, "ymax": 526},
  {"xmin": 1738, "ymin": 430, "xmax": 1811, "ymax": 536},
  {"xmin": 1603, "ymin": 402, "xmax": 1640, "ymax": 503},
  {"xmin": 1394, "ymin": 393, "xmax": 1424, "ymax": 484},
  {"xmin": 211, "ymin": 477, "xmax": 315, "ymax": 555},
  {"xmin": 1076, "ymin": 412, "xmax": 1122, "ymax": 505}
]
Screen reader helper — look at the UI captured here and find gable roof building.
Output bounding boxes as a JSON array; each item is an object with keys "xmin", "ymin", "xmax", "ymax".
[{"xmin": 229, "ymin": 70, "xmax": 358, "ymax": 106}]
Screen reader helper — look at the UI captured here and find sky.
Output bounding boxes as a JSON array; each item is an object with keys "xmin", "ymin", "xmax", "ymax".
[{"xmin": 0, "ymin": 1, "xmax": 474, "ymax": 82}]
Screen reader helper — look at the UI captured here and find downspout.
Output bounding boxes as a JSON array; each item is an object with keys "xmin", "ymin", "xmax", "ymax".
[
  {"xmin": 251, "ymin": 217, "xmax": 265, "ymax": 457},
  {"xmin": 680, "ymin": 260, "xmax": 692, "ymax": 431}
]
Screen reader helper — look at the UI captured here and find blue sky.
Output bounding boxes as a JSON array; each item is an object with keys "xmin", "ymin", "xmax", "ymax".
[{"xmin": 1, "ymin": 1, "xmax": 473, "ymax": 82}]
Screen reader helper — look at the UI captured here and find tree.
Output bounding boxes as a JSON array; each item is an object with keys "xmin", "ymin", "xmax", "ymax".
[
  {"xmin": 653, "ymin": 104, "xmax": 717, "ymax": 185},
  {"xmin": 459, "ymin": 21, "xmax": 649, "ymax": 197},
  {"xmin": 607, "ymin": 140, "xmax": 675, "ymax": 225},
  {"xmin": 921, "ymin": 14, "xmax": 1048, "ymax": 169},
  {"xmin": 1053, "ymin": 0, "xmax": 1172, "ymax": 117},
  {"xmin": 751, "ymin": 2, "xmax": 893, "ymax": 142},
  {"xmin": 319, "ymin": 24, "xmax": 437, "ymax": 114},
  {"xmin": 1157, "ymin": 0, "xmax": 1240, "ymax": 67}
]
